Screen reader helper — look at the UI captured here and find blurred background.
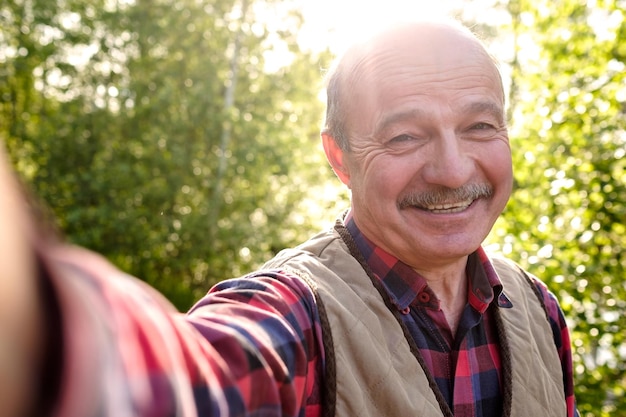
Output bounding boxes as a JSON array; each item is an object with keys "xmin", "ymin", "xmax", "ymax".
[{"xmin": 1, "ymin": 0, "xmax": 624, "ymax": 414}]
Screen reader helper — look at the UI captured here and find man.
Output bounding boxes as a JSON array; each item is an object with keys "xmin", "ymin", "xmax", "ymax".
[{"xmin": 1, "ymin": 19, "xmax": 577, "ymax": 417}]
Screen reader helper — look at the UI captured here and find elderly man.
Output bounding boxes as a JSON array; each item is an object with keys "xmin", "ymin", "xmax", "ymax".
[{"xmin": 1, "ymin": 18, "xmax": 576, "ymax": 417}]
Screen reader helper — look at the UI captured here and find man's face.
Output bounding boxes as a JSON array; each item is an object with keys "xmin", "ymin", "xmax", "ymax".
[{"xmin": 326, "ymin": 25, "xmax": 513, "ymax": 272}]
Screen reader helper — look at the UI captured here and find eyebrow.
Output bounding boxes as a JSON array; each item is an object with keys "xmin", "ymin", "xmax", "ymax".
[
  {"xmin": 461, "ymin": 101, "xmax": 505, "ymax": 123},
  {"xmin": 374, "ymin": 100, "xmax": 505, "ymax": 137},
  {"xmin": 374, "ymin": 108, "xmax": 428, "ymax": 137}
]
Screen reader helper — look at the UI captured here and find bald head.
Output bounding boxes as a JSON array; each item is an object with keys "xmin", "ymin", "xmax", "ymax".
[{"xmin": 322, "ymin": 19, "xmax": 505, "ymax": 151}]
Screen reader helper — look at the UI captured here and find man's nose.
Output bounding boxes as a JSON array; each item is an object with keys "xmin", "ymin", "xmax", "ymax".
[{"xmin": 420, "ymin": 132, "xmax": 473, "ymax": 189}]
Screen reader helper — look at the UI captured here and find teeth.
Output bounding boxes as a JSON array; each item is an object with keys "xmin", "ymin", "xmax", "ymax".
[{"xmin": 425, "ymin": 199, "xmax": 473, "ymax": 213}]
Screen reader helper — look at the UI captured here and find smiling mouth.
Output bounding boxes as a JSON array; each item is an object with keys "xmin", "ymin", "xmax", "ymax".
[
  {"xmin": 422, "ymin": 198, "xmax": 474, "ymax": 214},
  {"xmin": 398, "ymin": 184, "xmax": 493, "ymax": 213}
]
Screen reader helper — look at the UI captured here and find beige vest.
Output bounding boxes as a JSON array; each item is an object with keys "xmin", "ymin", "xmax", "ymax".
[{"xmin": 263, "ymin": 223, "xmax": 566, "ymax": 417}]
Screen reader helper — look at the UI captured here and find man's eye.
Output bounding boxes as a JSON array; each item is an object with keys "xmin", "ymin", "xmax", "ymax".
[
  {"xmin": 466, "ymin": 123, "xmax": 499, "ymax": 140},
  {"xmin": 471, "ymin": 122, "xmax": 496, "ymax": 130},
  {"xmin": 389, "ymin": 134, "xmax": 417, "ymax": 143}
]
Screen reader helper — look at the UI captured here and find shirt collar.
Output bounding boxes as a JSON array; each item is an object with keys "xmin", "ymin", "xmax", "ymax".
[{"xmin": 344, "ymin": 215, "xmax": 512, "ymax": 313}]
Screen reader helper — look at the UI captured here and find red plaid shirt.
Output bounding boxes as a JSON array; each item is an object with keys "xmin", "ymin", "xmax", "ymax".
[
  {"xmin": 44, "ymin": 220, "xmax": 577, "ymax": 416},
  {"xmin": 345, "ymin": 216, "xmax": 578, "ymax": 417}
]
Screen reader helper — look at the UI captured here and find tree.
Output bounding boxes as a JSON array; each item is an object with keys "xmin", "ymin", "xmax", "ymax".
[
  {"xmin": 490, "ymin": 0, "xmax": 626, "ymax": 414},
  {"xmin": 1, "ymin": 0, "xmax": 342, "ymax": 309}
]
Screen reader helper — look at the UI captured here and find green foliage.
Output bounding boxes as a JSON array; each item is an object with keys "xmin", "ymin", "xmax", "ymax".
[
  {"xmin": 5, "ymin": 0, "xmax": 623, "ymax": 413},
  {"xmin": 1, "ymin": 0, "xmax": 345, "ymax": 310},
  {"xmin": 488, "ymin": 0, "xmax": 626, "ymax": 414}
]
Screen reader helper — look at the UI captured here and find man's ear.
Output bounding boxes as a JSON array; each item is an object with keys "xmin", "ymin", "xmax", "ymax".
[{"xmin": 321, "ymin": 132, "xmax": 351, "ymax": 187}]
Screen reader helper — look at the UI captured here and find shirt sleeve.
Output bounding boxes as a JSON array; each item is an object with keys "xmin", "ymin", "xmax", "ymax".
[
  {"xmin": 45, "ymin": 245, "xmax": 324, "ymax": 417},
  {"xmin": 532, "ymin": 278, "xmax": 580, "ymax": 417}
]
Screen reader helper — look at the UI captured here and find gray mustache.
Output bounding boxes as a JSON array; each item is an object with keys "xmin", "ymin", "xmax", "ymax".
[{"xmin": 398, "ymin": 183, "xmax": 493, "ymax": 209}]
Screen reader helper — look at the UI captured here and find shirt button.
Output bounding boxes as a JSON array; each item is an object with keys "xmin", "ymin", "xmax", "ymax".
[{"xmin": 418, "ymin": 292, "xmax": 430, "ymax": 303}]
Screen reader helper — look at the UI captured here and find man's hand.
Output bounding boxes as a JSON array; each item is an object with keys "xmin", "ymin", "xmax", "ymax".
[{"xmin": 0, "ymin": 146, "xmax": 45, "ymax": 417}]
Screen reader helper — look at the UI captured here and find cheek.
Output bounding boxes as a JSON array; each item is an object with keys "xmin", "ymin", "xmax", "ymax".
[
  {"xmin": 481, "ymin": 148, "xmax": 513, "ymax": 194},
  {"xmin": 362, "ymin": 157, "xmax": 417, "ymax": 199}
]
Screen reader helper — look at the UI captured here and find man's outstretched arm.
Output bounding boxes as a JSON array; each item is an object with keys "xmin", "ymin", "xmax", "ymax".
[{"xmin": 39, "ymin": 245, "xmax": 324, "ymax": 417}]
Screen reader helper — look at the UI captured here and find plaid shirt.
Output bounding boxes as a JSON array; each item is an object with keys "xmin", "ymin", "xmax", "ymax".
[
  {"xmin": 45, "ymin": 220, "xmax": 577, "ymax": 417},
  {"xmin": 345, "ymin": 216, "xmax": 578, "ymax": 417}
]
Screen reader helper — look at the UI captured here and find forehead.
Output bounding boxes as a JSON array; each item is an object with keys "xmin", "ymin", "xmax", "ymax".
[{"xmin": 340, "ymin": 23, "xmax": 504, "ymax": 113}]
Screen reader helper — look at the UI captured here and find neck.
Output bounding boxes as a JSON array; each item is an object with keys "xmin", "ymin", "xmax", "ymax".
[{"xmin": 415, "ymin": 258, "xmax": 468, "ymax": 335}]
